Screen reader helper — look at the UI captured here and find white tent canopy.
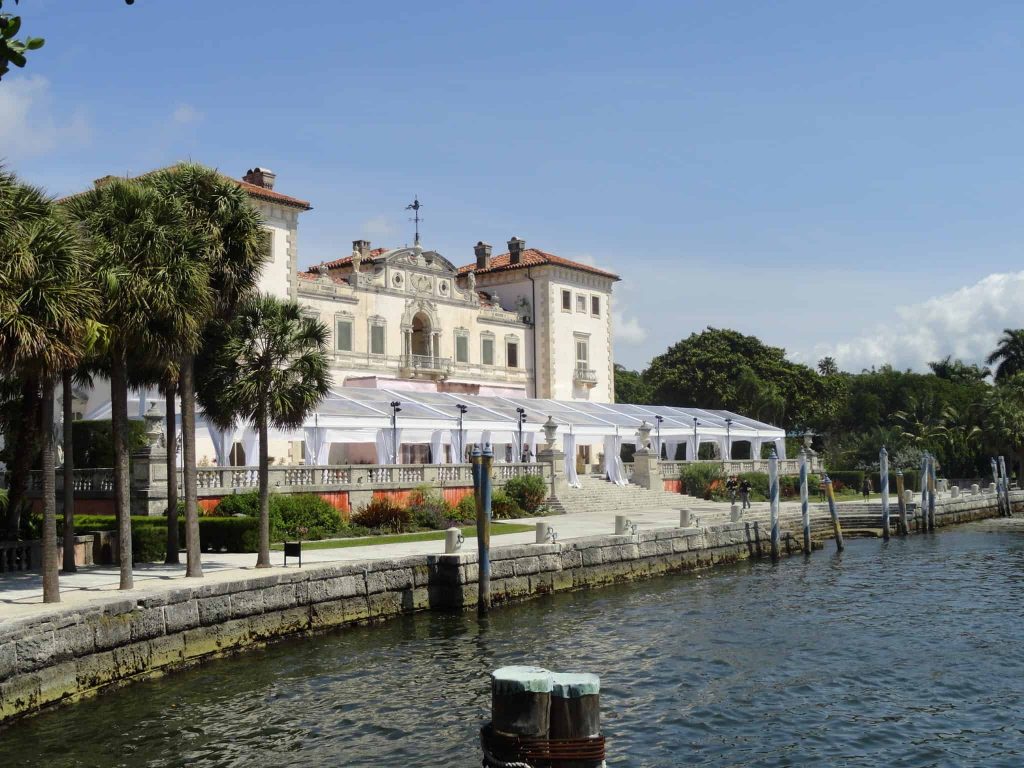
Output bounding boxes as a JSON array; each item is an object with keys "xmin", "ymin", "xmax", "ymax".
[{"xmin": 82, "ymin": 387, "xmax": 788, "ymax": 465}]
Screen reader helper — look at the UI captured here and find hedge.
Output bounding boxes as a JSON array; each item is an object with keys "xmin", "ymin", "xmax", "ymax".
[
  {"xmin": 825, "ymin": 470, "xmax": 865, "ymax": 493},
  {"xmin": 680, "ymin": 462, "xmax": 723, "ymax": 499},
  {"xmin": 212, "ymin": 492, "xmax": 345, "ymax": 540},
  {"xmin": 503, "ymin": 475, "xmax": 547, "ymax": 515},
  {"xmin": 70, "ymin": 515, "xmax": 259, "ymax": 554},
  {"xmin": 868, "ymin": 470, "xmax": 922, "ymax": 493}
]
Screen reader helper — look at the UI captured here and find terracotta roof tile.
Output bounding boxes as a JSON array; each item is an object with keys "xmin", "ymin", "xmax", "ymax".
[
  {"xmin": 58, "ymin": 163, "xmax": 312, "ymax": 211},
  {"xmin": 313, "ymin": 248, "xmax": 389, "ymax": 272},
  {"xmin": 456, "ymin": 248, "xmax": 619, "ymax": 280}
]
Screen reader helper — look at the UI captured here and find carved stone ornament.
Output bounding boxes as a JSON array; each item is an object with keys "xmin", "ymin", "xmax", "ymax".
[
  {"xmin": 412, "ymin": 274, "xmax": 432, "ymax": 293},
  {"xmin": 467, "ymin": 271, "xmax": 476, "ymax": 292}
]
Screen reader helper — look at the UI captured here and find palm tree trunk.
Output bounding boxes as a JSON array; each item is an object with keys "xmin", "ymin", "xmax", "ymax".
[
  {"xmin": 6, "ymin": 376, "xmax": 40, "ymax": 534},
  {"xmin": 164, "ymin": 384, "xmax": 180, "ymax": 564},
  {"xmin": 256, "ymin": 405, "xmax": 270, "ymax": 568},
  {"xmin": 110, "ymin": 351, "xmax": 134, "ymax": 590},
  {"xmin": 61, "ymin": 371, "xmax": 76, "ymax": 573},
  {"xmin": 40, "ymin": 379, "xmax": 59, "ymax": 602},
  {"xmin": 180, "ymin": 355, "xmax": 202, "ymax": 577}
]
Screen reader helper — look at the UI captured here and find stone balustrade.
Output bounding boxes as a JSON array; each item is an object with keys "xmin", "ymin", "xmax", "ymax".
[{"xmin": 655, "ymin": 457, "xmax": 822, "ymax": 477}]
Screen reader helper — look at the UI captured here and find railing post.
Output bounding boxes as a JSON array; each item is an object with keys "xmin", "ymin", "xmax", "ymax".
[{"xmin": 474, "ymin": 446, "xmax": 493, "ymax": 614}]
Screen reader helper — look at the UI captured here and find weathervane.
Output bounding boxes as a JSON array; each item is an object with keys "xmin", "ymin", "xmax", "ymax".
[{"xmin": 406, "ymin": 196, "xmax": 423, "ymax": 246}]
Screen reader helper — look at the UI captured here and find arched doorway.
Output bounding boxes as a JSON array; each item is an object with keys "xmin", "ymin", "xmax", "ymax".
[{"xmin": 411, "ymin": 312, "xmax": 431, "ymax": 357}]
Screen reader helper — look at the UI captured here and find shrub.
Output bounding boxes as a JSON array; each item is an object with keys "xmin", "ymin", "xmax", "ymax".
[
  {"xmin": 214, "ymin": 492, "xmax": 258, "ymax": 517},
  {"xmin": 352, "ymin": 496, "xmax": 411, "ymax": 533},
  {"xmin": 132, "ymin": 525, "xmax": 166, "ymax": 563},
  {"xmin": 828, "ymin": 470, "xmax": 865, "ymax": 493},
  {"xmin": 270, "ymin": 494, "xmax": 343, "ymax": 541},
  {"xmin": 407, "ymin": 485, "xmax": 455, "ymax": 530},
  {"xmin": 680, "ymin": 462, "xmax": 724, "ymax": 499},
  {"xmin": 503, "ymin": 475, "xmax": 547, "ymax": 515},
  {"xmin": 198, "ymin": 517, "xmax": 259, "ymax": 552},
  {"xmin": 491, "ymin": 489, "xmax": 525, "ymax": 519},
  {"xmin": 778, "ymin": 474, "xmax": 821, "ymax": 499},
  {"xmin": 452, "ymin": 493, "xmax": 478, "ymax": 524},
  {"xmin": 736, "ymin": 471, "xmax": 769, "ymax": 499}
]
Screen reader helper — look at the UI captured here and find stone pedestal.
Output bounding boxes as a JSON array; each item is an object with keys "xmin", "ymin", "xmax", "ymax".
[
  {"xmin": 971, "ymin": 483, "xmax": 980, "ymax": 495},
  {"xmin": 537, "ymin": 447, "xmax": 568, "ymax": 500},
  {"xmin": 630, "ymin": 448, "xmax": 662, "ymax": 491},
  {"xmin": 131, "ymin": 405, "xmax": 170, "ymax": 517}
]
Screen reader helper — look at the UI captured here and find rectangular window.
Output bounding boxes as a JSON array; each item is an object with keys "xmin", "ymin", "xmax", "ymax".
[
  {"xmin": 336, "ymin": 319, "xmax": 353, "ymax": 352},
  {"xmin": 591, "ymin": 296, "xmax": 600, "ymax": 316},
  {"xmin": 455, "ymin": 334, "xmax": 469, "ymax": 363},
  {"xmin": 576, "ymin": 338, "xmax": 589, "ymax": 366},
  {"xmin": 561, "ymin": 290, "xmax": 572, "ymax": 311},
  {"xmin": 370, "ymin": 324, "xmax": 385, "ymax": 355},
  {"xmin": 482, "ymin": 337, "xmax": 495, "ymax": 366},
  {"xmin": 507, "ymin": 342, "xmax": 519, "ymax": 369},
  {"xmin": 576, "ymin": 294, "xmax": 586, "ymax": 313}
]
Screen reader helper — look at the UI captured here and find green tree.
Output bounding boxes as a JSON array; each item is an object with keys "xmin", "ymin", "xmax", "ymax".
[
  {"xmin": 0, "ymin": 1, "xmax": 44, "ymax": 81},
  {"xmin": 0, "ymin": 169, "xmax": 96, "ymax": 601},
  {"xmin": 645, "ymin": 327, "xmax": 833, "ymax": 431},
  {"xmin": 985, "ymin": 375, "xmax": 1024, "ymax": 479},
  {"xmin": 986, "ymin": 329, "xmax": 1024, "ymax": 383},
  {"xmin": 817, "ymin": 356, "xmax": 839, "ymax": 376},
  {"xmin": 928, "ymin": 355, "xmax": 989, "ymax": 385},
  {"xmin": 65, "ymin": 179, "xmax": 210, "ymax": 589},
  {"xmin": 612, "ymin": 363, "xmax": 651, "ymax": 404},
  {"xmin": 150, "ymin": 163, "xmax": 268, "ymax": 575},
  {"xmin": 197, "ymin": 295, "xmax": 331, "ymax": 567}
]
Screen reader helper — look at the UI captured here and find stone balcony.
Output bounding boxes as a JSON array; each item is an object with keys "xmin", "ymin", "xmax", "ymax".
[
  {"xmin": 573, "ymin": 366, "xmax": 598, "ymax": 387},
  {"xmin": 333, "ymin": 350, "xmax": 529, "ymax": 386}
]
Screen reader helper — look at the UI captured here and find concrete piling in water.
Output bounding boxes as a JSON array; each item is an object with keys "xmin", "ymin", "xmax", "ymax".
[
  {"xmin": 896, "ymin": 470, "xmax": 909, "ymax": 536},
  {"xmin": 483, "ymin": 667, "xmax": 606, "ymax": 768},
  {"xmin": 999, "ymin": 456, "xmax": 1012, "ymax": 517},
  {"xmin": 921, "ymin": 453, "xmax": 930, "ymax": 530},
  {"xmin": 927, "ymin": 455, "xmax": 937, "ymax": 531},
  {"xmin": 768, "ymin": 448, "xmax": 781, "ymax": 562},
  {"xmin": 799, "ymin": 447, "xmax": 811, "ymax": 555},
  {"xmin": 991, "ymin": 458, "xmax": 1002, "ymax": 516},
  {"xmin": 879, "ymin": 446, "xmax": 891, "ymax": 541},
  {"xmin": 824, "ymin": 475, "xmax": 844, "ymax": 552}
]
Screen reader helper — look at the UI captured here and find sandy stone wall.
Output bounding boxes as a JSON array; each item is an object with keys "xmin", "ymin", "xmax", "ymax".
[{"xmin": 0, "ymin": 493, "xmax": 1010, "ymax": 725}]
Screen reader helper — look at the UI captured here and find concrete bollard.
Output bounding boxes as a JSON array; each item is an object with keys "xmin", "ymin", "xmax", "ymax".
[
  {"xmin": 614, "ymin": 515, "xmax": 628, "ymax": 536},
  {"xmin": 971, "ymin": 483, "xmax": 980, "ymax": 495},
  {"xmin": 951, "ymin": 486, "xmax": 960, "ymax": 499},
  {"xmin": 680, "ymin": 508, "xmax": 692, "ymax": 527},
  {"xmin": 730, "ymin": 503, "xmax": 741, "ymax": 522},
  {"xmin": 535, "ymin": 521, "xmax": 550, "ymax": 544},
  {"xmin": 990, "ymin": 482, "xmax": 998, "ymax": 493},
  {"xmin": 904, "ymin": 489, "xmax": 914, "ymax": 505},
  {"xmin": 444, "ymin": 527, "xmax": 463, "ymax": 554}
]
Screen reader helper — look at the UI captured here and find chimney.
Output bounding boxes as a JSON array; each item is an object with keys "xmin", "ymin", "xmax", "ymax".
[
  {"xmin": 242, "ymin": 167, "xmax": 276, "ymax": 190},
  {"xmin": 352, "ymin": 240, "xmax": 371, "ymax": 257},
  {"xmin": 508, "ymin": 236, "xmax": 525, "ymax": 265},
  {"xmin": 474, "ymin": 241, "xmax": 492, "ymax": 271}
]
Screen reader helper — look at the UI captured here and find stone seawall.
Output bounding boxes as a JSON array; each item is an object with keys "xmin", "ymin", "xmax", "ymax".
[{"xmin": 0, "ymin": 493, "xmax": 1010, "ymax": 725}]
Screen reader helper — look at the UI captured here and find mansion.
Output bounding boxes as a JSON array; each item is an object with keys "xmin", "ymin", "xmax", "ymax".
[{"xmin": 239, "ymin": 167, "xmax": 619, "ymax": 403}]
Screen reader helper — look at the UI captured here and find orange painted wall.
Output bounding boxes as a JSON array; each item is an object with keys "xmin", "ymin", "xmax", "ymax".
[
  {"xmin": 442, "ymin": 487, "xmax": 474, "ymax": 506},
  {"xmin": 319, "ymin": 491, "xmax": 351, "ymax": 521},
  {"xmin": 663, "ymin": 479, "xmax": 682, "ymax": 493}
]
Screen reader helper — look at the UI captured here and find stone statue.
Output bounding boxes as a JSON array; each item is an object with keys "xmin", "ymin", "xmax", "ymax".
[
  {"xmin": 467, "ymin": 271, "xmax": 476, "ymax": 292},
  {"xmin": 351, "ymin": 247, "xmax": 362, "ymax": 275}
]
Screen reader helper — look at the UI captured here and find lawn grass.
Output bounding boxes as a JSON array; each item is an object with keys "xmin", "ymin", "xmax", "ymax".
[{"xmin": 271, "ymin": 522, "xmax": 534, "ymax": 551}]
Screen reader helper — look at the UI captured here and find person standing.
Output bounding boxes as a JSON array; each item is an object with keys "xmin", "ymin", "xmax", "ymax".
[
  {"xmin": 861, "ymin": 476, "xmax": 871, "ymax": 500},
  {"xmin": 740, "ymin": 478, "xmax": 752, "ymax": 510}
]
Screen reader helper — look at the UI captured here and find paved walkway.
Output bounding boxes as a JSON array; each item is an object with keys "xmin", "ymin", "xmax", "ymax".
[{"xmin": 0, "ymin": 496, "xmax": 895, "ymax": 619}]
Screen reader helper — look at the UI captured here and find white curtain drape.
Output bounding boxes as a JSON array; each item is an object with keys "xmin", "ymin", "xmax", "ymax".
[
  {"xmin": 563, "ymin": 433, "xmax": 581, "ymax": 488},
  {"xmin": 719, "ymin": 436, "xmax": 731, "ymax": 461},
  {"xmin": 207, "ymin": 424, "xmax": 234, "ymax": 466},
  {"xmin": 751, "ymin": 437, "xmax": 763, "ymax": 460},
  {"xmin": 375, "ymin": 428, "xmax": 403, "ymax": 464},
  {"xmin": 450, "ymin": 428, "xmax": 467, "ymax": 463},
  {"xmin": 603, "ymin": 435, "xmax": 628, "ymax": 486},
  {"xmin": 303, "ymin": 427, "xmax": 330, "ymax": 466},
  {"xmin": 774, "ymin": 437, "xmax": 787, "ymax": 460},
  {"xmin": 430, "ymin": 430, "xmax": 444, "ymax": 464}
]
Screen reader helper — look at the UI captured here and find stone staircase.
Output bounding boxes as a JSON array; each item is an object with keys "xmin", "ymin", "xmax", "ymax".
[{"xmin": 553, "ymin": 474, "xmax": 689, "ymax": 517}]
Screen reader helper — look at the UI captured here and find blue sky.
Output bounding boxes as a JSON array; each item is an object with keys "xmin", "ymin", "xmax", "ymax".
[{"xmin": 5, "ymin": 0, "xmax": 1024, "ymax": 372}]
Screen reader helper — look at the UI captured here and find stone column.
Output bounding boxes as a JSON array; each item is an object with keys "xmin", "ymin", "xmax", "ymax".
[
  {"xmin": 131, "ymin": 405, "xmax": 170, "ymax": 517},
  {"xmin": 630, "ymin": 448, "xmax": 662, "ymax": 490}
]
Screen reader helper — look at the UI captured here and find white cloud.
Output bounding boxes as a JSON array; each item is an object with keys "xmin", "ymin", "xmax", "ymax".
[
  {"xmin": 816, "ymin": 271, "xmax": 1024, "ymax": 372},
  {"xmin": 361, "ymin": 215, "xmax": 396, "ymax": 239},
  {"xmin": 613, "ymin": 310, "xmax": 648, "ymax": 345},
  {"xmin": 172, "ymin": 103, "xmax": 203, "ymax": 125},
  {"xmin": 0, "ymin": 75, "xmax": 90, "ymax": 160}
]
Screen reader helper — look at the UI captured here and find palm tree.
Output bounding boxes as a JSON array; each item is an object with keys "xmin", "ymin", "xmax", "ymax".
[
  {"xmin": 987, "ymin": 329, "xmax": 1024, "ymax": 383},
  {"xmin": 985, "ymin": 375, "xmax": 1024, "ymax": 479},
  {"xmin": 197, "ymin": 295, "xmax": 330, "ymax": 567},
  {"xmin": 0, "ymin": 170, "xmax": 96, "ymax": 602},
  {"xmin": 65, "ymin": 179, "xmax": 210, "ymax": 590},
  {"xmin": 817, "ymin": 356, "xmax": 839, "ymax": 376},
  {"xmin": 149, "ymin": 164, "xmax": 267, "ymax": 577}
]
